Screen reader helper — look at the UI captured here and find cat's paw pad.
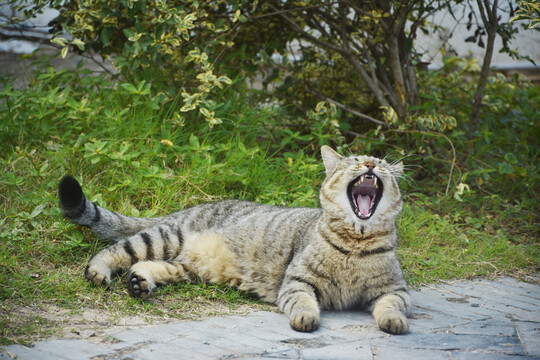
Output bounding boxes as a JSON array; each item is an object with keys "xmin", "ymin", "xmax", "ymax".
[
  {"xmin": 377, "ymin": 311, "xmax": 409, "ymax": 335},
  {"xmin": 289, "ymin": 310, "xmax": 320, "ymax": 332},
  {"xmin": 127, "ymin": 270, "xmax": 155, "ymax": 300},
  {"xmin": 85, "ymin": 264, "xmax": 111, "ymax": 287}
]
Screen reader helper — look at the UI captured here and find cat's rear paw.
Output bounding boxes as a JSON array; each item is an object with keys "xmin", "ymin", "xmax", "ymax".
[
  {"xmin": 377, "ymin": 311, "xmax": 409, "ymax": 335},
  {"xmin": 85, "ymin": 264, "xmax": 111, "ymax": 287},
  {"xmin": 127, "ymin": 270, "xmax": 155, "ymax": 300},
  {"xmin": 290, "ymin": 310, "xmax": 320, "ymax": 332}
]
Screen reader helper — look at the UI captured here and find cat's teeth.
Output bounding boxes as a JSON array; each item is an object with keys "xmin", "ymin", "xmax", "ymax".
[
  {"xmin": 361, "ymin": 175, "xmax": 364, "ymax": 183},
  {"xmin": 373, "ymin": 177, "xmax": 377, "ymax": 186}
]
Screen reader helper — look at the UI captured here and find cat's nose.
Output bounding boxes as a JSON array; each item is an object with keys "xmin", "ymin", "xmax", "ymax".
[{"xmin": 365, "ymin": 161, "xmax": 375, "ymax": 170}]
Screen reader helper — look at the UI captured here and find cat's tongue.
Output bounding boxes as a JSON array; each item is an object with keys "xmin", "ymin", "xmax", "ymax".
[{"xmin": 357, "ymin": 195, "xmax": 371, "ymax": 216}]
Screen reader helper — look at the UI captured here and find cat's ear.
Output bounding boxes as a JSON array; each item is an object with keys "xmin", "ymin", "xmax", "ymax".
[{"xmin": 321, "ymin": 146, "xmax": 343, "ymax": 175}]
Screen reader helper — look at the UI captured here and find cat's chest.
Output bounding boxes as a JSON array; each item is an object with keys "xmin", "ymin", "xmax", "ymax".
[{"xmin": 303, "ymin": 247, "xmax": 395, "ymax": 309}]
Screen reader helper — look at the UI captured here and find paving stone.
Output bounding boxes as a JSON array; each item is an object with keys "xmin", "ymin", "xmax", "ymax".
[
  {"xmin": 478, "ymin": 280, "xmax": 540, "ymax": 301},
  {"xmin": 372, "ymin": 332, "xmax": 525, "ymax": 355},
  {"xmin": 328, "ymin": 323, "xmax": 384, "ymax": 341},
  {"xmin": 126, "ymin": 338, "xmax": 217, "ymax": 360},
  {"xmin": 446, "ymin": 282, "xmax": 540, "ymax": 312},
  {"xmin": 514, "ymin": 320, "xmax": 540, "ymax": 357},
  {"xmin": 301, "ymin": 340, "xmax": 373, "ymax": 360},
  {"xmin": 0, "ymin": 345, "xmax": 65, "ymax": 360},
  {"xmin": 111, "ymin": 323, "xmax": 183, "ymax": 345},
  {"xmin": 317, "ymin": 311, "xmax": 384, "ymax": 341},
  {"xmin": 439, "ymin": 283, "xmax": 539, "ymax": 317},
  {"xmin": 449, "ymin": 319, "xmax": 517, "ymax": 337},
  {"xmin": 31, "ymin": 339, "xmax": 112, "ymax": 359},
  {"xmin": 407, "ymin": 306, "xmax": 471, "ymax": 332},
  {"xmin": 199, "ymin": 312, "xmax": 316, "ymax": 343},
  {"xmin": 450, "ymin": 351, "xmax": 539, "ymax": 360},
  {"xmin": 496, "ymin": 278, "xmax": 540, "ymax": 296},
  {"xmin": 234, "ymin": 346, "xmax": 301, "ymax": 359},
  {"xmin": 258, "ymin": 348, "xmax": 301, "ymax": 359},
  {"xmin": 1, "ymin": 278, "xmax": 538, "ymax": 360},
  {"xmin": 409, "ymin": 290, "xmax": 496, "ymax": 322},
  {"xmin": 376, "ymin": 346, "xmax": 450, "ymax": 360},
  {"xmin": 184, "ymin": 327, "xmax": 279, "ymax": 354},
  {"xmin": 318, "ymin": 310, "xmax": 373, "ymax": 329}
]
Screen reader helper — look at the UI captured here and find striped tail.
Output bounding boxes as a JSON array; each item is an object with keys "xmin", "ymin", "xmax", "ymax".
[{"xmin": 58, "ymin": 175, "xmax": 165, "ymax": 242}]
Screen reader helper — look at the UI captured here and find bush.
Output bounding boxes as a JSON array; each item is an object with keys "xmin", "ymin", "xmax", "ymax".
[{"xmin": 44, "ymin": 0, "xmax": 240, "ymax": 126}]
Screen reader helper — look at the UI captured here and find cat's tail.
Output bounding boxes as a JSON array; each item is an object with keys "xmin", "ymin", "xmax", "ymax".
[{"xmin": 59, "ymin": 175, "xmax": 165, "ymax": 242}]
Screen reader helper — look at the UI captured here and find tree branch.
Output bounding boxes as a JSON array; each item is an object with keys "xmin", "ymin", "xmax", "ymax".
[
  {"xmin": 470, "ymin": 0, "xmax": 498, "ymax": 139},
  {"xmin": 266, "ymin": 3, "xmax": 346, "ymax": 54}
]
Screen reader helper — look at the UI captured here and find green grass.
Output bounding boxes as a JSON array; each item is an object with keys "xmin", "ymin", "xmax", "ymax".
[
  {"xmin": 398, "ymin": 202, "xmax": 538, "ymax": 285},
  {"xmin": 0, "ymin": 59, "xmax": 537, "ymax": 346}
]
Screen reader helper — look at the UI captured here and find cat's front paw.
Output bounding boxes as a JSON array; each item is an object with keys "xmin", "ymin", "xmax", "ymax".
[
  {"xmin": 85, "ymin": 264, "xmax": 111, "ymax": 287},
  {"xmin": 289, "ymin": 310, "xmax": 320, "ymax": 332},
  {"xmin": 377, "ymin": 311, "xmax": 409, "ymax": 335},
  {"xmin": 127, "ymin": 270, "xmax": 155, "ymax": 300}
]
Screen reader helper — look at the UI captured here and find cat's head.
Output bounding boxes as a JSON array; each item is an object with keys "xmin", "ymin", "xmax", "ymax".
[{"xmin": 320, "ymin": 146, "xmax": 404, "ymax": 226}]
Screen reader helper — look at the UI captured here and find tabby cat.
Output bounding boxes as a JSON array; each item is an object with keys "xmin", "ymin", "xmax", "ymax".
[{"xmin": 59, "ymin": 146, "xmax": 410, "ymax": 335}]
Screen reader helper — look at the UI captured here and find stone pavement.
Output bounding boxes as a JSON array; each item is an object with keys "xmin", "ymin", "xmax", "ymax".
[{"xmin": 2, "ymin": 277, "xmax": 539, "ymax": 359}]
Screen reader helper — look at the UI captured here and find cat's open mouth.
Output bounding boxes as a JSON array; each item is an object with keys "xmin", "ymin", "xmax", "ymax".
[{"xmin": 347, "ymin": 172, "xmax": 383, "ymax": 219}]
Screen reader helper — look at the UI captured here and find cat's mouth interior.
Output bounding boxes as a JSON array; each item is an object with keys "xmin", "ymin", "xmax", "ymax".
[{"xmin": 347, "ymin": 172, "xmax": 383, "ymax": 220}]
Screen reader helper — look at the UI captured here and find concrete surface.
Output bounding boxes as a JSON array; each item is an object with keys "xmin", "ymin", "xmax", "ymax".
[{"xmin": 1, "ymin": 277, "xmax": 539, "ymax": 359}]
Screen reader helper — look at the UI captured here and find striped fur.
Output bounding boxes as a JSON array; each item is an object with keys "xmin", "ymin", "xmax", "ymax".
[{"xmin": 59, "ymin": 146, "xmax": 410, "ymax": 335}]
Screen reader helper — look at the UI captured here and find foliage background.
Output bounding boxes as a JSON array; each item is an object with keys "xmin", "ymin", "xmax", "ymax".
[{"xmin": 0, "ymin": 0, "xmax": 538, "ymax": 345}]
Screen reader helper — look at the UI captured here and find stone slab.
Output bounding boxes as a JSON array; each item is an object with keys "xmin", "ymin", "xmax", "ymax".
[
  {"xmin": 514, "ymin": 320, "xmax": 540, "ymax": 357},
  {"xmin": 2, "ymin": 278, "xmax": 539, "ymax": 360}
]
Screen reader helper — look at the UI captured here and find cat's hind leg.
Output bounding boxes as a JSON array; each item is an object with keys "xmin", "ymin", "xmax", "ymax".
[
  {"xmin": 127, "ymin": 260, "xmax": 198, "ymax": 299},
  {"xmin": 85, "ymin": 224, "xmax": 184, "ymax": 287},
  {"xmin": 126, "ymin": 231, "xmax": 243, "ymax": 300}
]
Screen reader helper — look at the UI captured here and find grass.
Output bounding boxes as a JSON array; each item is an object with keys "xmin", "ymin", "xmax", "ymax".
[
  {"xmin": 0, "ymin": 313, "xmax": 59, "ymax": 347},
  {"xmin": 0, "ymin": 58, "xmax": 538, "ymax": 346},
  {"xmin": 398, "ymin": 202, "xmax": 538, "ymax": 285}
]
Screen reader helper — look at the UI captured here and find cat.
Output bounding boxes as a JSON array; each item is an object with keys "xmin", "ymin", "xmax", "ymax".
[{"xmin": 59, "ymin": 145, "xmax": 410, "ymax": 334}]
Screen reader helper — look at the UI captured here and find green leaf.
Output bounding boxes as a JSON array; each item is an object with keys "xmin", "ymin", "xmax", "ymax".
[
  {"xmin": 498, "ymin": 162, "xmax": 514, "ymax": 175},
  {"xmin": 504, "ymin": 152, "xmax": 518, "ymax": 164},
  {"xmin": 189, "ymin": 134, "xmax": 200, "ymax": 150},
  {"xmin": 515, "ymin": 166, "xmax": 527, "ymax": 177},
  {"xmin": 71, "ymin": 38, "xmax": 85, "ymax": 51},
  {"xmin": 29, "ymin": 204, "xmax": 46, "ymax": 219},
  {"xmin": 199, "ymin": 107, "xmax": 212, "ymax": 118},
  {"xmin": 530, "ymin": 19, "xmax": 540, "ymax": 28},
  {"xmin": 101, "ymin": 28, "xmax": 112, "ymax": 46},
  {"xmin": 217, "ymin": 76, "xmax": 232, "ymax": 84},
  {"xmin": 121, "ymin": 83, "xmax": 138, "ymax": 93},
  {"xmin": 50, "ymin": 37, "xmax": 67, "ymax": 46}
]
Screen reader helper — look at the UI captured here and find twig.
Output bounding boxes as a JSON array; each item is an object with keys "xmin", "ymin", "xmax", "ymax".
[{"xmin": 303, "ymin": 86, "xmax": 388, "ymax": 127}]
